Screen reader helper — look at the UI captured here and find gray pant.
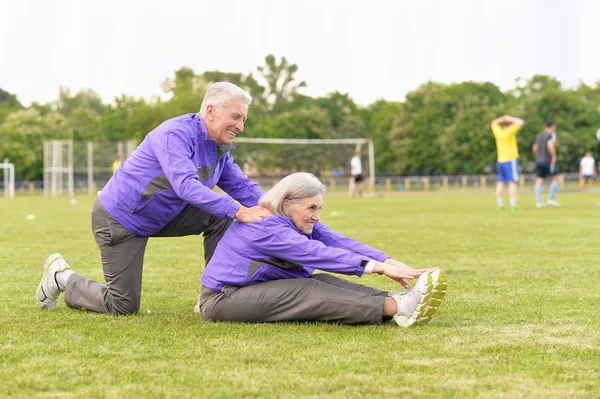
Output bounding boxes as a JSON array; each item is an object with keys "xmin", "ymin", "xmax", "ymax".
[
  {"xmin": 64, "ymin": 198, "xmax": 231, "ymax": 314},
  {"xmin": 198, "ymin": 274, "xmax": 389, "ymax": 325}
]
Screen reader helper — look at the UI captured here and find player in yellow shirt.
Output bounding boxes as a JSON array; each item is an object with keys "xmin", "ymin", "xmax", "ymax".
[
  {"xmin": 491, "ymin": 115, "xmax": 525, "ymax": 210},
  {"xmin": 112, "ymin": 154, "xmax": 123, "ymax": 174}
]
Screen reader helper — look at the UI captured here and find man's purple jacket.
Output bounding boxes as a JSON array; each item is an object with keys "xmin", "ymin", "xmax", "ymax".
[{"xmin": 99, "ymin": 114, "xmax": 264, "ymax": 236}]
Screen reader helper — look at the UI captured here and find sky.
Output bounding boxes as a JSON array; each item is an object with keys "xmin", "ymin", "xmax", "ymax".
[{"xmin": 1, "ymin": 0, "xmax": 599, "ymax": 107}]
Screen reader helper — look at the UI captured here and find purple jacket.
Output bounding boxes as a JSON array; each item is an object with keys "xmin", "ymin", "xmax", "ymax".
[
  {"xmin": 99, "ymin": 114, "xmax": 264, "ymax": 236},
  {"xmin": 201, "ymin": 216, "xmax": 390, "ymax": 291}
]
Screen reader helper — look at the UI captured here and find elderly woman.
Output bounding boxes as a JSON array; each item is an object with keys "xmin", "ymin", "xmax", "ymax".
[{"xmin": 197, "ymin": 173, "xmax": 446, "ymax": 327}]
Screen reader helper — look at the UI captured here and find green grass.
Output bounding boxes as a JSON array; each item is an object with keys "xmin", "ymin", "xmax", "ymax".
[{"xmin": 1, "ymin": 192, "xmax": 599, "ymax": 398}]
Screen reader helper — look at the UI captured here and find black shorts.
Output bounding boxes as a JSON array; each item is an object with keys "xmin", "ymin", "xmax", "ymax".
[
  {"xmin": 535, "ymin": 163, "xmax": 558, "ymax": 178},
  {"xmin": 354, "ymin": 174, "xmax": 364, "ymax": 183}
]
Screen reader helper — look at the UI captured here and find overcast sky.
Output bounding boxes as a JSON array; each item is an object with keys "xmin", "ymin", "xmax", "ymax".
[{"xmin": 1, "ymin": 0, "xmax": 598, "ymax": 107}]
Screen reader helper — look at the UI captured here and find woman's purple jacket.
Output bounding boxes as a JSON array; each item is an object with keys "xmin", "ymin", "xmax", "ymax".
[{"xmin": 201, "ymin": 216, "xmax": 390, "ymax": 292}]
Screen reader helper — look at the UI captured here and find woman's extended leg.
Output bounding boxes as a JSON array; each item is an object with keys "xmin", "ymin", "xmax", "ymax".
[{"xmin": 199, "ymin": 278, "xmax": 386, "ymax": 325}]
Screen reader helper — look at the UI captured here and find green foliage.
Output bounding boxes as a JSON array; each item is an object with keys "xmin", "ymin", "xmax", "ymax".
[
  {"xmin": 0, "ymin": 88, "xmax": 24, "ymax": 125},
  {"xmin": 56, "ymin": 87, "xmax": 105, "ymax": 116},
  {"xmin": 0, "ymin": 109, "xmax": 72, "ymax": 180},
  {"xmin": 2, "ymin": 193, "xmax": 600, "ymax": 397},
  {"xmin": 510, "ymin": 76, "xmax": 600, "ymax": 172},
  {"xmin": 365, "ymin": 100, "xmax": 403, "ymax": 174},
  {"xmin": 2, "ymin": 58, "xmax": 600, "ymax": 179},
  {"xmin": 101, "ymin": 95, "xmax": 143, "ymax": 142},
  {"xmin": 256, "ymin": 54, "xmax": 307, "ymax": 114}
]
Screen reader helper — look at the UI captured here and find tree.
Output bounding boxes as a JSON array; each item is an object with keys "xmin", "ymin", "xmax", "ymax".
[
  {"xmin": 0, "ymin": 109, "xmax": 72, "ymax": 180},
  {"xmin": 255, "ymin": 55, "xmax": 307, "ymax": 114},
  {"xmin": 101, "ymin": 95, "xmax": 144, "ymax": 142},
  {"xmin": 366, "ymin": 100, "xmax": 403, "ymax": 174},
  {"xmin": 0, "ymin": 88, "xmax": 23, "ymax": 124},
  {"xmin": 56, "ymin": 87, "xmax": 105, "ymax": 116},
  {"xmin": 69, "ymin": 107, "xmax": 102, "ymax": 141},
  {"xmin": 510, "ymin": 75, "xmax": 600, "ymax": 172}
]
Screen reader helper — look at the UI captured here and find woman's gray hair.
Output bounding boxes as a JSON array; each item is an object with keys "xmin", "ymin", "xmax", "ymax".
[
  {"xmin": 198, "ymin": 82, "xmax": 252, "ymax": 117},
  {"xmin": 259, "ymin": 173, "xmax": 326, "ymax": 216}
]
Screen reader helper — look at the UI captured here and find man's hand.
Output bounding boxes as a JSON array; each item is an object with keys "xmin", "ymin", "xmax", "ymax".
[{"xmin": 234, "ymin": 206, "xmax": 273, "ymax": 223}]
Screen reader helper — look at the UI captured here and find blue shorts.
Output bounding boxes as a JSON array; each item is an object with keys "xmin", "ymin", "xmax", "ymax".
[
  {"xmin": 497, "ymin": 160, "xmax": 519, "ymax": 183},
  {"xmin": 583, "ymin": 174, "xmax": 593, "ymax": 181}
]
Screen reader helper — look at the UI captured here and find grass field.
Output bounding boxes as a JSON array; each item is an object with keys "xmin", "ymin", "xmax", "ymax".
[{"xmin": 1, "ymin": 191, "xmax": 599, "ymax": 398}]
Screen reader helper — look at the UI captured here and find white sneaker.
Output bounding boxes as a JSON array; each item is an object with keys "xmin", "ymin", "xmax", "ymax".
[
  {"xmin": 194, "ymin": 297, "xmax": 202, "ymax": 314},
  {"xmin": 547, "ymin": 199, "xmax": 561, "ymax": 207},
  {"xmin": 36, "ymin": 253, "xmax": 71, "ymax": 310},
  {"xmin": 415, "ymin": 269, "xmax": 447, "ymax": 325},
  {"xmin": 536, "ymin": 202, "xmax": 547, "ymax": 208},
  {"xmin": 391, "ymin": 271, "xmax": 432, "ymax": 328}
]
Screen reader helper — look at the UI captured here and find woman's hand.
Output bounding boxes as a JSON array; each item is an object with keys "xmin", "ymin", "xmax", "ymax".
[
  {"xmin": 372, "ymin": 261, "xmax": 424, "ymax": 287},
  {"xmin": 377, "ymin": 258, "xmax": 438, "ymax": 287}
]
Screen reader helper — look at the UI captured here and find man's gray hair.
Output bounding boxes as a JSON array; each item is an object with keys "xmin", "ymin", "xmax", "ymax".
[
  {"xmin": 259, "ymin": 173, "xmax": 326, "ymax": 216},
  {"xmin": 198, "ymin": 82, "xmax": 252, "ymax": 117}
]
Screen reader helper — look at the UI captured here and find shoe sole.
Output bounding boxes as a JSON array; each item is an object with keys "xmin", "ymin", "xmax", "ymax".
[
  {"xmin": 415, "ymin": 269, "xmax": 447, "ymax": 325},
  {"xmin": 393, "ymin": 272, "xmax": 433, "ymax": 328},
  {"xmin": 35, "ymin": 253, "xmax": 64, "ymax": 310}
]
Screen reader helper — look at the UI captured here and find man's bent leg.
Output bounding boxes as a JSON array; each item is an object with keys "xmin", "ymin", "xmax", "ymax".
[
  {"xmin": 153, "ymin": 204, "xmax": 232, "ymax": 264},
  {"xmin": 65, "ymin": 200, "xmax": 148, "ymax": 314}
]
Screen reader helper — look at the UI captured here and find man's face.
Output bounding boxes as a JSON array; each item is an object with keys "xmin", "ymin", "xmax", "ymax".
[{"xmin": 205, "ymin": 97, "xmax": 248, "ymax": 145}]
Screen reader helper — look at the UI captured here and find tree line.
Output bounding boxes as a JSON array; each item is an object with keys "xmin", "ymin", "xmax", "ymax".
[{"xmin": 1, "ymin": 55, "xmax": 599, "ymax": 180}]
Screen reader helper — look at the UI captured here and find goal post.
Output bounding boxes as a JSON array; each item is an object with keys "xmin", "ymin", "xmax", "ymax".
[
  {"xmin": 44, "ymin": 140, "xmax": 136, "ymax": 196},
  {"xmin": 1, "ymin": 158, "xmax": 15, "ymax": 199},
  {"xmin": 233, "ymin": 137, "xmax": 375, "ymax": 192}
]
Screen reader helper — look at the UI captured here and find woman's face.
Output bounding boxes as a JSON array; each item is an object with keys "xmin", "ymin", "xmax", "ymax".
[{"xmin": 284, "ymin": 195, "xmax": 323, "ymax": 234}]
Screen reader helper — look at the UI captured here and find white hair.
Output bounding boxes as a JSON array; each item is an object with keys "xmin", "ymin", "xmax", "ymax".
[
  {"xmin": 259, "ymin": 173, "xmax": 326, "ymax": 216},
  {"xmin": 198, "ymin": 82, "xmax": 252, "ymax": 117}
]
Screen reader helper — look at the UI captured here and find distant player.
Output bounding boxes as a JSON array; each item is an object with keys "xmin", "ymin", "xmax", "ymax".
[
  {"xmin": 112, "ymin": 154, "xmax": 123, "ymax": 174},
  {"xmin": 533, "ymin": 120, "xmax": 560, "ymax": 207},
  {"xmin": 350, "ymin": 151, "xmax": 366, "ymax": 197},
  {"xmin": 579, "ymin": 151, "xmax": 596, "ymax": 190},
  {"xmin": 491, "ymin": 114, "xmax": 525, "ymax": 210}
]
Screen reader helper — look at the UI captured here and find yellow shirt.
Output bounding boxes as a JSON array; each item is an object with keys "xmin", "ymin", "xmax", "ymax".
[
  {"xmin": 112, "ymin": 160, "xmax": 122, "ymax": 174},
  {"xmin": 492, "ymin": 123, "xmax": 521, "ymax": 162}
]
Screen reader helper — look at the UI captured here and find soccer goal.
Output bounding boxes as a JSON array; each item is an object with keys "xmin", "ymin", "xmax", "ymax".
[
  {"xmin": 1, "ymin": 158, "xmax": 15, "ymax": 199},
  {"xmin": 44, "ymin": 140, "xmax": 136, "ymax": 196},
  {"xmin": 232, "ymin": 138, "xmax": 375, "ymax": 192}
]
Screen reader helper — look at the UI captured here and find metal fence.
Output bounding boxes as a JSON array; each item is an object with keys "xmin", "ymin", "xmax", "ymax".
[{"xmin": 3, "ymin": 172, "xmax": 589, "ymax": 197}]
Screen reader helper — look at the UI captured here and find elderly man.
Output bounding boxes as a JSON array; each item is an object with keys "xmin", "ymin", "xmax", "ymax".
[{"xmin": 36, "ymin": 82, "xmax": 271, "ymax": 315}]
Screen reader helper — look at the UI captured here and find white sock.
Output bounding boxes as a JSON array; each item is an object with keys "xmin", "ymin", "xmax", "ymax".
[
  {"xmin": 509, "ymin": 197, "xmax": 517, "ymax": 207},
  {"xmin": 497, "ymin": 197, "xmax": 504, "ymax": 207}
]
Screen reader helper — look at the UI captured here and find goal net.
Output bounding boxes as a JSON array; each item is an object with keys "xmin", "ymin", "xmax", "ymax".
[
  {"xmin": 44, "ymin": 140, "xmax": 136, "ymax": 196},
  {"xmin": 232, "ymin": 138, "xmax": 375, "ymax": 193}
]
